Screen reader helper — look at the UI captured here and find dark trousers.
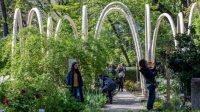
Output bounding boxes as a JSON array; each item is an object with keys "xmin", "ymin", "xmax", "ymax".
[
  {"xmin": 72, "ymin": 87, "xmax": 84, "ymax": 102},
  {"xmin": 108, "ymin": 90, "xmax": 112, "ymax": 101},
  {"xmin": 118, "ymin": 77, "xmax": 124, "ymax": 91},
  {"xmin": 147, "ymin": 84, "xmax": 156, "ymax": 110}
]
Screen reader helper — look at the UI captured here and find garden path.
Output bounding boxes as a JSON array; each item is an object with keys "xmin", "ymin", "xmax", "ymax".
[{"xmin": 102, "ymin": 91, "xmax": 145, "ymax": 112}]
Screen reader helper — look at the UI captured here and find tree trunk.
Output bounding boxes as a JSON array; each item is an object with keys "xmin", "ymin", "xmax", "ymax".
[
  {"xmin": 79, "ymin": 0, "xmax": 83, "ymax": 7},
  {"xmin": 108, "ymin": 18, "xmax": 131, "ymax": 66},
  {"xmin": 0, "ymin": 0, "xmax": 9, "ymax": 37},
  {"xmin": 181, "ymin": 0, "xmax": 191, "ymax": 8}
]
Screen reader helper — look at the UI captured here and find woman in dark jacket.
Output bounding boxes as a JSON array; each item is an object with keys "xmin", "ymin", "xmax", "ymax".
[
  {"xmin": 139, "ymin": 59, "xmax": 157, "ymax": 110},
  {"xmin": 66, "ymin": 62, "xmax": 84, "ymax": 102}
]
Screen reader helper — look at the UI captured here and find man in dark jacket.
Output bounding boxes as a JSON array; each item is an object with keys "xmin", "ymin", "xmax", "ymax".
[
  {"xmin": 66, "ymin": 62, "xmax": 84, "ymax": 102},
  {"xmin": 139, "ymin": 59, "xmax": 157, "ymax": 110},
  {"xmin": 99, "ymin": 75, "xmax": 116, "ymax": 104}
]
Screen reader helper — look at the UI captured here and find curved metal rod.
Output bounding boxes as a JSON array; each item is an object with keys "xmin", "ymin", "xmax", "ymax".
[
  {"xmin": 47, "ymin": 17, "xmax": 53, "ymax": 39},
  {"xmin": 54, "ymin": 19, "xmax": 62, "ymax": 39},
  {"xmin": 177, "ymin": 12, "xmax": 185, "ymax": 34},
  {"xmin": 82, "ymin": 5, "xmax": 88, "ymax": 40},
  {"xmin": 27, "ymin": 8, "xmax": 44, "ymax": 34},
  {"xmin": 63, "ymin": 15, "xmax": 78, "ymax": 38},
  {"xmin": 12, "ymin": 8, "xmax": 23, "ymax": 57},
  {"xmin": 151, "ymin": 13, "xmax": 176, "ymax": 62},
  {"xmin": 94, "ymin": 1, "xmax": 134, "ymax": 38},
  {"xmin": 54, "ymin": 15, "xmax": 78, "ymax": 39},
  {"xmin": 188, "ymin": 2, "xmax": 200, "ymax": 35},
  {"xmin": 145, "ymin": 4, "xmax": 151, "ymax": 62},
  {"xmin": 95, "ymin": 7, "xmax": 142, "ymax": 61},
  {"xmin": 94, "ymin": 7, "xmax": 144, "ymax": 94}
]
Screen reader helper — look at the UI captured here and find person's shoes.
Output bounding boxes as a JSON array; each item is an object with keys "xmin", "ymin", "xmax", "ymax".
[
  {"xmin": 109, "ymin": 100, "xmax": 112, "ymax": 104},
  {"xmin": 148, "ymin": 108, "xmax": 157, "ymax": 111}
]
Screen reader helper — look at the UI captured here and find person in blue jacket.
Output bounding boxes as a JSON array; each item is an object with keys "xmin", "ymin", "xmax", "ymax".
[
  {"xmin": 99, "ymin": 75, "xmax": 116, "ymax": 104},
  {"xmin": 66, "ymin": 62, "xmax": 84, "ymax": 102}
]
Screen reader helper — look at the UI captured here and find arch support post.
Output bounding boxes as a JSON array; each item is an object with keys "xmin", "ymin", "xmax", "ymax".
[{"xmin": 82, "ymin": 5, "xmax": 88, "ymax": 40}]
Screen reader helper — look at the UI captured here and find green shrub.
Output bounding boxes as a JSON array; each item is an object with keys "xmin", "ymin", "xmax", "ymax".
[{"xmin": 124, "ymin": 80, "xmax": 140, "ymax": 92}]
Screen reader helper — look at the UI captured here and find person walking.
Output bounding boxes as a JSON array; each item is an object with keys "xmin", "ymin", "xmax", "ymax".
[
  {"xmin": 66, "ymin": 62, "xmax": 84, "ymax": 102},
  {"xmin": 139, "ymin": 59, "xmax": 157, "ymax": 110},
  {"xmin": 116, "ymin": 64, "xmax": 125, "ymax": 92}
]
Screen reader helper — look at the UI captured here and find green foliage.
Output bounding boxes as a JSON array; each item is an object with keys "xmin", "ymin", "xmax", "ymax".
[
  {"xmin": 83, "ymin": 90, "xmax": 107, "ymax": 112},
  {"xmin": 157, "ymin": 78, "xmax": 180, "ymax": 95},
  {"xmin": 159, "ymin": 32, "xmax": 200, "ymax": 95},
  {"xmin": 124, "ymin": 80, "xmax": 140, "ymax": 92},
  {"xmin": 0, "ymin": 27, "xmax": 112, "ymax": 111}
]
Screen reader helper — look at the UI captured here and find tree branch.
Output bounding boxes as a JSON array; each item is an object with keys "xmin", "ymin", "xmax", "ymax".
[
  {"xmin": 0, "ymin": 0, "xmax": 9, "ymax": 37},
  {"xmin": 107, "ymin": 17, "xmax": 131, "ymax": 66}
]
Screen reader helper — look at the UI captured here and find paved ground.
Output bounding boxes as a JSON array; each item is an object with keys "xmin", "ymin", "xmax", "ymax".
[{"xmin": 102, "ymin": 91, "xmax": 145, "ymax": 112}]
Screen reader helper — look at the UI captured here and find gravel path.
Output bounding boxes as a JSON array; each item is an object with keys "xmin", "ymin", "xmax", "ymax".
[{"xmin": 102, "ymin": 91, "xmax": 145, "ymax": 112}]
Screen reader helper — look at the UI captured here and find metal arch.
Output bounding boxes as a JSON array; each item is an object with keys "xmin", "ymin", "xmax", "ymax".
[
  {"xmin": 188, "ymin": 2, "xmax": 200, "ymax": 35},
  {"xmin": 12, "ymin": 8, "xmax": 23, "ymax": 57},
  {"xmin": 47, "ymin": 17, "xmax": 53, "ymax": 39},
  {"xmin": 94, "ymin": 7, "xmax": 144, "ymax": 94},
  {"xmin": 145, "ymin": 4, "xmax": 151, "ymax": 62},
  {"xmin": 95, "ymin": 2, "xmax": 134, "ymax": 38},
  {"xmin": 151, "ymin": 13, "xmax": 176, "ymax": 62},
  {"xmin": 63, "ymin": 15, "xmax": 78, "ymax": 38},
  {"xmin": 95, "ymin": 8, "xmax": 142, "ymax": 61},
  {"xmin": 54, "ymin": 15, "xmax": 78, "ymax": 39},
  {"xmin": 177, "ymin": 12, "xmax": 185, "ymax": 34},
  {"xmin": 54, "ymin": 19, "xmax": 62, "ymax": 39},
  {"xmin": 82, "ymin": 5, "xmax": 88, "ymax": 40},
  {"xmin": 27, "ymin": 8, "xmax": 44, "ymax": 34}
]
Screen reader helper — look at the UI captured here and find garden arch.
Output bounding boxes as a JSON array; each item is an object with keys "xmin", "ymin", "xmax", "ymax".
[
  {"xmin": 12, "ymin": 8, "xmax": 23, "ymax": 56},
  {"xmin": 27, "ymin": 8, "xmax": 44, "ymax": 34},
  {"xmin": 94, "ymin": 2, "xmax": 144, "ymax": 93},
  {"xmin": 12, "ymin": 8, "xmax": 79, "ymax": 57},
  {"xmin": 54, "ymin": 15, "xmax": 78, "ymax": 39},
  {"xmin": 151, "ymin": 13, "xmax": 176, "ymax": 62},
  {"xmin": 82, "ymin": 5, "xmax": 88, "ymax": 39},
  {"xmin": 188, "ymin": 2, "xmax": 200, "ymax": 35},
  {"xmin": 177, "ymin": 12, "xmax": 185, "ymax": 34},
  {"xmin": 47, "ymin": 17, "xmax": 53, "ymax": 38},
  {"xmin": 145, "ymin": 4, "xmax": 151, "ymax": 62}
]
